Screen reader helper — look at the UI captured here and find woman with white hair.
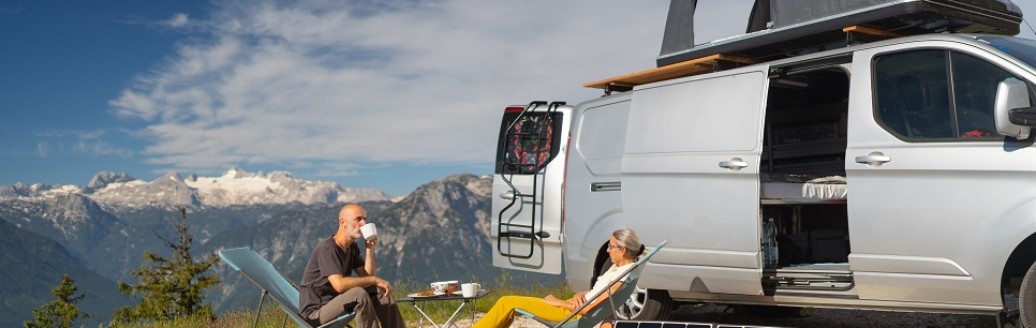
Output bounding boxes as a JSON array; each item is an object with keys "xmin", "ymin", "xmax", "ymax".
[{"xmin": 472, "ymin": 228, "xmax": 645, "ymax": 328}]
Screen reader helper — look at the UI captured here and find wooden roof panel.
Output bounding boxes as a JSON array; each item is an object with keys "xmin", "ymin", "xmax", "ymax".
[{"xmin": 583, "ymin": 54, "xmax": 755, "ymax": 89}]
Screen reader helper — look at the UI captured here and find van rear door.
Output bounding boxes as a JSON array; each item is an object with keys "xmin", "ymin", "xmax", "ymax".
[
  {"xmin": 491, "ymin": 102, "xmax": 570, "ymax": 274},
  {"xmin": 622, "ymin": 70, "xmax": 767, "ymax": 296}
]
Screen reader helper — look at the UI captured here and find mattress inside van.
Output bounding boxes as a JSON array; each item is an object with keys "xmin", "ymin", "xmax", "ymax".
[{"xmin": 761, "ymin": 176, "xmax": 846, "ymax": 203}]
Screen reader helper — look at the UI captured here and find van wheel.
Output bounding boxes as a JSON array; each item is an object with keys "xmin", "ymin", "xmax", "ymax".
[
  {"xmin": 1018, "ymin": 261, "xmax": 1036, "ymax": 327},
  {"xmin": 615, "ymin": 287, "xmax": 672, "ymax": 321},
  {"xmin": 593, "ymin": 250, "xmax": 672, "ymax": 320}
]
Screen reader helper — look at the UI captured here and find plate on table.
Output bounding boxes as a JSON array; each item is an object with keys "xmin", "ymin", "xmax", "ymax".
[
  {"xmin": 408, "ymin": 291, "xmax": 445, "ymax": 298},
  {"xmin": 451, "ymin": 291, "xmax": 483, "ymax": 296}
]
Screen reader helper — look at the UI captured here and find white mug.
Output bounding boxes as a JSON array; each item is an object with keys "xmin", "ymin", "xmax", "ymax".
[
  {"xmin": 461, "ymin": 283, "xmax": 481, "ymax": 297},
  {"xmin": 430, "ymin": 281, "xmax": 447, "ymax": 294},
  {"xmin": 360, "ymin": 223, "xmax": 378, "ymax": 241},
  {"xmin": 430, "ymin": 281, "xmax": 458, "ymax": 294}
]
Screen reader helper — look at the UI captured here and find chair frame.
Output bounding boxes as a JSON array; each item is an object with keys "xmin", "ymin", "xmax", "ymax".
[
  {"xmin": 219, "ymin": 247, "xmax": 355, "ymax": 328},
  {"xmin": 517, "ymin": 241, "xmax": 669, "ymax": 328}
]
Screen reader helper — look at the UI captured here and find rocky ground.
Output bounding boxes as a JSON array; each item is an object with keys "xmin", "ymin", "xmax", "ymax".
[
  {"xmin": 664, "ymin": 303, "xmax": 1000, "ymax": 328},
  {"xmin": 432, "ymin": 304, "xmax": 1002, "ymax": 328}
]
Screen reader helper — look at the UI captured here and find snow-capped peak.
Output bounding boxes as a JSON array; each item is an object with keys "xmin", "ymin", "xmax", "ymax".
[
  {"xmin": 222, "ymin": 167, "xmax": 241, "ymax": 179},
  {"xmin": 86, "ymin": 171, "xmax": 138, "ymax": 191},
  {"xmin": 0, "ymin": 182, "xmax": 85, "ymax": 202},
  {"xmin": 187, "ymin": 169, "xmax": 288, "ymax": 196},
  {"xmin": 41, "ymin": 184, "xmax": 84, "ymax": 197},
  {"xmin": 82, "ymin": 168, "xmax": 390, "ymax": 208},
  {"xmin": 1, "ymin": 168, "xmax": 392, "ymax": 209}
]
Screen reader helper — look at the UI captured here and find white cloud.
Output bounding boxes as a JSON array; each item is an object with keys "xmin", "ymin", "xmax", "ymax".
[
  {"xmin": 72, "ymin": 139, "xmax": 134, "ymax": 158},
  {"xmin": 37, "ymin": 141, "xmax": 49, "ymax": 158},
  {"xmin": 108, "ymin": 1, "xmax": 754, "ymax": 173},
  {"xmin": 165, "ymin": 13, "xmax": 190, "ymax": 28},
  {"xmin": 1021, "ymin": 3, "xmax": 1036, "ymax": 40},
  {"xmin": 34, "ymin": 129, "xmax": 135, "ymax": 158}
]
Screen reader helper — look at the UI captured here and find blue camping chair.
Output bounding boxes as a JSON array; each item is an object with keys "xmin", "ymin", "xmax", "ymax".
[
  {"xmin": 516, "ymin": 240, "xmax": 669, "ymax": 328},
  {"xmin": 219, "ymin": 247, "xmax": 355, "ymax": 328}
]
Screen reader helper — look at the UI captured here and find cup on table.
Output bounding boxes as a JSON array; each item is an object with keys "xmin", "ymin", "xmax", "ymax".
[
  {"xmin": 360, "ymin": 223, "xmax": 378, "ymax": 241},
  {"xmin": 430, "ymin": 281, "xmax": 447, "ymax": 294},
  {"xmin": 461, "ymin": 283, "xmax": 481, "ymax": 298},
  {"xmin": 445, "ymin": 280, "xmax": 460, "ymax": 293},
  {"xmin": 430, "ymin": 281, "xmax": 458, "ymax": 294}
]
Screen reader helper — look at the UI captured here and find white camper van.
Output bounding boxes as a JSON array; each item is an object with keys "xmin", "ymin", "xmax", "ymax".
[{"xmin": 492, "ymin": 0, "xmax": 1036, "ymax": 327}]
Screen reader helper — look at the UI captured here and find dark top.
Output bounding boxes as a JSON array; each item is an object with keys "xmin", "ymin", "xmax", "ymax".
[{"xmin": 299, "ymin": 236, "xmax": 364, "ymax": 317}]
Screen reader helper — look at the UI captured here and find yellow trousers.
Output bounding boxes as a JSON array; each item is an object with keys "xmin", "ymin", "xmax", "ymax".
[{"xmin": 472, "ymin": 295, "xmax": 580, "ymax": 328}]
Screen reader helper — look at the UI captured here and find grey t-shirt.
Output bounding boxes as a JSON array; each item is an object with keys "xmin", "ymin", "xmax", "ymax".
[{"xmin": 299, "ymin": 236, "xmax": 364, "ymax": 317}]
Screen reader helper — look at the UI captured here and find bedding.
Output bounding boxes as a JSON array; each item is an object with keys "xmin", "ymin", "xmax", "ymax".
[{"xmin": 761, "ymin": 176, "xmax": 846, "ymax": 203}]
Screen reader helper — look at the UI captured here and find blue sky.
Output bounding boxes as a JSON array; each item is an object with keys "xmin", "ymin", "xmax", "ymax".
[{"xmin": 2, "ymin": 1, "xmax": 1035, "ymax": 195}]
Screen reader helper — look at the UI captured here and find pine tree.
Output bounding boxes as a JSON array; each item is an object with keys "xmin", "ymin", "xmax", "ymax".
[
  {"xmin": 24, "ymin": 274, "xmax": 88, "ymax": 328},
  {"xmin": 112, "ymin": 207, "xmax": 220, "ymax": 325}
]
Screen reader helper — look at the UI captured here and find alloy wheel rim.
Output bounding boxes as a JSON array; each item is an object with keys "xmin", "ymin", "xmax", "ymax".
[{"xmin": 616, "ymin": 286, "xmax": 647, "ymax": 319}]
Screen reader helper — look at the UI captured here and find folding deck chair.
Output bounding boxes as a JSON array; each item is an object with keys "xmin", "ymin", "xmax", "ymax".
[
  {"xmin": 219, "ymin": 247, "xmax": 355, "ymax": 328},
  {"xmin": 516, "ymin": 241, "xmax": 669, "ymax": 328}
]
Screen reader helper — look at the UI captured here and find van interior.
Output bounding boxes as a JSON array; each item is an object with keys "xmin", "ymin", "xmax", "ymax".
[{"xmin": 760, "ymin": 62, "xmax": 854, "ymax": 296}]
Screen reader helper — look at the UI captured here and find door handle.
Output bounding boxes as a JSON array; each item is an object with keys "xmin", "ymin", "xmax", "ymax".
[
  {"xmin": 719, "ymin": 158, "xmax": 749, "ymax": 171},
  {"xmin": 854, "ymin": 152, "xmax": 891, "ymax": 166},
  {"xmin": 499, "ymin": 191, "xmax": 515, "ymax": 200},
  {"xmin": 590, "ymin": 181, "xmax": 621, "ymax": 192}
]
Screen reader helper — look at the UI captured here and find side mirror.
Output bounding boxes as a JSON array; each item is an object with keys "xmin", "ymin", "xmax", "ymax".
[{"xmin": 995, "ymin": 78, "xmax": 1033, "ymax": 139}]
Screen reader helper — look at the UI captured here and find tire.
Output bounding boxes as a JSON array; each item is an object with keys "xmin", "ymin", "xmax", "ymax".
[
  {"xmin": 1019, "ymin": 261, "xmax": 1036, "ymax": 327},
  {"xmin": 615, "ymin": 287, "xmax": 672, "ymax": 321},
  {"xmin": 593, "ymin": 253, "xmax": 673, "ymax": 321}
]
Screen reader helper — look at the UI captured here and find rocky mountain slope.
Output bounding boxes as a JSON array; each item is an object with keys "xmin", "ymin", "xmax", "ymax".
[
  {"xmin": 0, "ymin": 168, "xmax": 394, "ymax": 280},
  {"xmin": 0, "ymin": 219, "xmax": 128, "ymax": 327},
  {"xmin": 0, "ymin": 170, "xmax": 564, "ymax": 319},
  {"xmin": 203, "ymin": 173, "xmax": 562, "ymax": 312}
]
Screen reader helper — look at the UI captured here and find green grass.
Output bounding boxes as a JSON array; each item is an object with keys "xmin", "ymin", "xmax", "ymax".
[
  {"xmin": 115, "ymin": 310, "xmax": 294, "ymax": 328},
  {"xmin": 127, "ymin": 273, "xmax": 573, "ymax": 327}
]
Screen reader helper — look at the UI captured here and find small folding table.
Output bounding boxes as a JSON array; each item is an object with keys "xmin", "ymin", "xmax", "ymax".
[{"xmin": 399, "ymin": 289, "xmax": 489, "ymax": 328}]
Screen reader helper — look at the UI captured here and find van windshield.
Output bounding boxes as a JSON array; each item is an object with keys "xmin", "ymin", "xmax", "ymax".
[{"xmin": 981, "ymin": 35, "xmax": 1036, "ymax": 69}]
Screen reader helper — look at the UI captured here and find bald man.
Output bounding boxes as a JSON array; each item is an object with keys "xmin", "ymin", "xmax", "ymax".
[{"xmin": 299, "ymin": 204, "xmax": 403, "ymax": 328}]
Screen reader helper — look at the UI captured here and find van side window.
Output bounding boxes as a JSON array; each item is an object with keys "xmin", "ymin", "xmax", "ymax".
[
  {"xmin": 873, "ymin": 50, "xmax": 953, "ymax": 139},
  {"xmin": 873, "ymin": 49, "xmax": 1020, "ymax": 140},
  {"xmin": 495, "ymin": 112, "xmax": 563, "ymax": 175},
  {"xmin": 951, "ymin": 53, "xmax": 1014, "ymax": 138}
]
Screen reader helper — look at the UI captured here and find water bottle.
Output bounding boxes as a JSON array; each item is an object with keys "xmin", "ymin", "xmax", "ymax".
[{"xmin": 763, "ymin": 218, "xmax": 780, "ymax": 268}]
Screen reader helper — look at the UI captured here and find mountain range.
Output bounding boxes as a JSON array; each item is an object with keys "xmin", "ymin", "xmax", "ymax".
[
  {"xmin": 0, "ymin": 169, "xmax": 563, "ymax": 325},
  {"xmin": 1, "ymin": 167, "xmax": 393, "ymax": 209}
]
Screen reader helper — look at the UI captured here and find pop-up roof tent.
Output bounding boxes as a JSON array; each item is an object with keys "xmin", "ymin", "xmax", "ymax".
[{"xmin": 657, "ymin": 0, "xmax": 1023, "ymax": 67}]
